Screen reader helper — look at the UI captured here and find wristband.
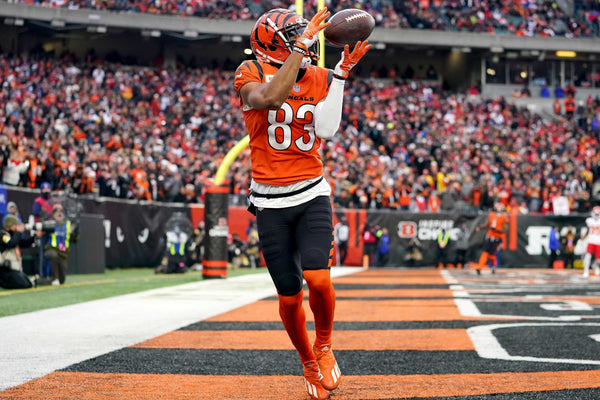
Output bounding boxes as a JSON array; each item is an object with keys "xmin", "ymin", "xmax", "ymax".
[
  {"xmin": 293, "ymin": 45, "xmax": 307, "ymax": 56},
  {"xmin": 294, "ymin": 41, "xmax": 308, "ymax": 51}
]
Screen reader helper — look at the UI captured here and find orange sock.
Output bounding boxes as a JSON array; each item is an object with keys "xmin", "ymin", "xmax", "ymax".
[
  {"xmin": 304, "ymin": 269, "xmax": 335, "ymax": 348},
  {"xmin": 278, "ymin": 291, "xmax": 314, "ymax": 364},
  {"xmin": 478, "ymin": 252, "xmax": 488, "ymax": 270}
]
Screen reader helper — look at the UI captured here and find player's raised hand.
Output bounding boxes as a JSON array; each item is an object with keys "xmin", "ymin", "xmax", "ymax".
[
  {"xmin": 296, "ymin": 8, "xmax": 331, "ymax": 51},
  {"xmin": 333, "ymin": 40, "xmax": 372, "ymax": 79}
]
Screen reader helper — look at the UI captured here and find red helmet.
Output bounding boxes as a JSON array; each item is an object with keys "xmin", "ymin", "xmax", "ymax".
[{"xmin": 250, "ymin": 8, "xmax": 319, "ymax": 65}]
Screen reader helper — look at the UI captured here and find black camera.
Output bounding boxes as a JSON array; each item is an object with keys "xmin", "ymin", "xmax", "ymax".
[{"xmin": 25, "ymin": 220, "xmax": 57, "ymax": 233}]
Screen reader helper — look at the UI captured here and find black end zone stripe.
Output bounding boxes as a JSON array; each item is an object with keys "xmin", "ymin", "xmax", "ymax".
[
  {"xmin": 404, "ymin": 389, "xmax": 600, "ymax": 400},
  {"xmin": 178, "ymin": 320, "xmax": 522, "ymax": 331},
  {"xmin": 61, "ymin": 349, "xmax": 600, "ymax": 375}
]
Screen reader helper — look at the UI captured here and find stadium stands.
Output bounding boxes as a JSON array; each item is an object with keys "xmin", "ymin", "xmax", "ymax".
[
  {"xmin": 7, "ymin": 0, "xmax": 600, "ymax": 37},
  {"xmin": 0, "ymin": 53, "xmax": 598, "ymax": 213}
]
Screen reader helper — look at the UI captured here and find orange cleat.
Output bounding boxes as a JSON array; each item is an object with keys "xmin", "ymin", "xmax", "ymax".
[
  {"xmin": 313, "ymin": 344, "xmax": 341, "ymax": 391},
  {"xmin": 303, "ymin": 361, "xmax": 330, "ymax": 400}
]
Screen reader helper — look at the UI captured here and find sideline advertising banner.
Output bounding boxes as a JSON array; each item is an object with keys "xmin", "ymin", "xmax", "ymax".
[{"xmin": 3, "ymin": 187, "xmax": 590, "ymax": 269}]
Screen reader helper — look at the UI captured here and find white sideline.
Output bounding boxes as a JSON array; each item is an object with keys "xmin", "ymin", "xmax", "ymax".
[{"xmin": 0, "ymin": 266, "xmax": 359, "ymax": 390}]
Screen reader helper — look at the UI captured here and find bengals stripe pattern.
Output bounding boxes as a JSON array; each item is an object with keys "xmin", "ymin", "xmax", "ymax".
[{"xmin": 2, "ymin": 268, "xmax": 600, "ymax": 399}]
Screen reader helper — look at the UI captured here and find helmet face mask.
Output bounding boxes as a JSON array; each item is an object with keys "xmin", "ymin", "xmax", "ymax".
[{"xmin": 250, "ymin": 9, "xmax": 318, "ymax": 65}]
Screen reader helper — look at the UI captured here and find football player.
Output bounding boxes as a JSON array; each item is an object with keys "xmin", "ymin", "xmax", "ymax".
[
  {"xmin": 474, "ymin": 202, "xmax": 507, "ymax": 274},
  {"xmin": 580, "ymin": 206, "xmax": 600, "ymax": 278},
  {"xmin": 234, "ymin": 7, "xmax": 370, "ymax": 400}
]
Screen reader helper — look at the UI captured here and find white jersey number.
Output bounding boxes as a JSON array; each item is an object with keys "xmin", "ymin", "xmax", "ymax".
[{"xmin": 267, "ymin": 103, "xmax": 315, "ymax": 152}]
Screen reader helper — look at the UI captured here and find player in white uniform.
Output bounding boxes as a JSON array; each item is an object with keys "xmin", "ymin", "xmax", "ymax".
[{"xmin": 581, "ymin": 206, "xmax": 600, "ymax": 278}]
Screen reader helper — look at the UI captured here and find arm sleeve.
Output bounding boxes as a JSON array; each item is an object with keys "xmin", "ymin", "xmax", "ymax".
[{"xmin": 314, "ymin": 77, "xmax": 345, "ymax": 140}]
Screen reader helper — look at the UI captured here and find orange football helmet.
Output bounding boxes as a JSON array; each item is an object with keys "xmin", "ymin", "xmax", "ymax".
[{"xmin": 250, "ymin": 8, "xmax": 318, "ymax": 65}]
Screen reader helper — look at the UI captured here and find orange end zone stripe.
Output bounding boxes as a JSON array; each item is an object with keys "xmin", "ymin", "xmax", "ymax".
[
  {"xmin": 332, "ymin": 270, "xmax": 450, "ymax": 285},
  {"xmin": 333, "ymin": 276, "xmax": 449, "ymax": 285},
  {"xmin": 6, "ymin": 370, "xmax": 600, "ymax": 400},
  {"xmin": 132, "ymin": 329, "xmax": 474, "ymax": 351},
  {"xmin": 207, "ymin": 299, "xmax": 486, "ymax": 322}
]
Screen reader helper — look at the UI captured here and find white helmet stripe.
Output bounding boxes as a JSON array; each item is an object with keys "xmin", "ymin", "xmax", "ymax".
[{"xmin": 266, "ymin": 17, "xmax": 292, "ymax": 50}]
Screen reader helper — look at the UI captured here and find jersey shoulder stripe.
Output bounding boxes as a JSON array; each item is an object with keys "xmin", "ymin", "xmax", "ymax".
[
  {"xmin": 326, "ymin": 69, "xmax": 333, "ymax": 89},
  {"xmin": 235, "ymin": 60, "xmax": 265, "ymax": 93},
  {"xmin": 236, "ymin": 60, "xmax": 264, "ymax": 77}
]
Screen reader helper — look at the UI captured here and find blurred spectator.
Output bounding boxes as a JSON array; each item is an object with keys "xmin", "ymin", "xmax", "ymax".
[
  {"xmin": 0, "ymin": 52, "xmax": 597, "ymax": 216},
  {"xmin": 13, "ymin": 0, "xmax": 600, "ymax": 38},
  {"xmin": 188, "ymin": 221, "xmax": 206, "ymax": 270},
  {"xmin": 35, "ymin": 204, "xmax": 78, "ymax": 286},
  {"xmin": 32, "ymin": 183, "xmax": 53, "ymax": 223},
  {"xmin": 561, "ymin": 226, "xmax": 578, "ymax": 269},
  {"xmin": 548, "ymin": 225, "xmax": 561, "ymax": 268},
  {"xmin": 2, "ymin": 201, "xmax": 22, "ymax": 227},
  {"xmin": 435, "ymin": 228, "xmax": 451, "ymax": 269},
  {"xmin": 156, "ymin": 224, "xmax": 190, "ymax": 274},
  {"xmin": 3, "ymin": 150, "xmax": 29, "ymax": 186},
  {"xmin": 375, "ymin": 227, "xmax": 390, "ymax": 266},
  {"xmin": 362, "ymin": 223, "xmax": 378, "ymax": 265},
  {"xmin": 453, "ymin": 224, "xmax": 470, "ymax": 269},
  {"xmin": 334, "ymin": 216, "xmax": 349, "ymax": 265},
  {"xmin": 227, "ymin": 232, "xmax": 248, "ymax": 269},
  {"xmin": 404, "ymin": 237, "xmax": 423, "ymax": 267},
  {"xmin": 0, "ymin": 215, "xmax": 36, "ymax": 289}
]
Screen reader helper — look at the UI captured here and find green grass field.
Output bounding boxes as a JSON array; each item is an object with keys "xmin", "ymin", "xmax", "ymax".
[{"xmin": 0, "ymin": 267, "xmax": 268, "ymax": 318}]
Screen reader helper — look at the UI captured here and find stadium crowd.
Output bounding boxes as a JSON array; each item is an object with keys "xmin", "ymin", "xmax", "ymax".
[
  {"xmin": 7, "ymin": 0, "xmax": 600, "ymax": 38},
  {"xmin": 1, "ymin": 53, "xmax": 599, "ymax": 213}
]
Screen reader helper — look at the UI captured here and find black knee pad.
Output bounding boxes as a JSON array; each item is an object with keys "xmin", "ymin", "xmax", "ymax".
[{"xmin": 274, "ymin": 272, "xmax": 303, "ymax": 296}]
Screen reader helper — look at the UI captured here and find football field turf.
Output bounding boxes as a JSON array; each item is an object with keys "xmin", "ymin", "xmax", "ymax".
[{"xmin": 1, "ymin": 267, "xmax": 600, "ymax": 399}]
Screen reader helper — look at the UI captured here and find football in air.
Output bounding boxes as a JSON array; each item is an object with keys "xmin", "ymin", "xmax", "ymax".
[{"xmin": 324, "ymin": 9, "xmax": 376, "ymax": 47}]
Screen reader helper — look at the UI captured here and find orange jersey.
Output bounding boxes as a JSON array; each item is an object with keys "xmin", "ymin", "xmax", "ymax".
[
  {"xmin": 487, "ymin": 212, "xmax": 507, "ymax": 239},
  {"xmin": 234, "ymin": 60, "xmax": 333, "ymax": 185}
]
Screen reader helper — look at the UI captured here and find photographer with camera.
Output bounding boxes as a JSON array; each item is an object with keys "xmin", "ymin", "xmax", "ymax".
[
  {"xmin": 155, "ymin": 225, "xmax": 190, "ymax": 274},
  {"xmin": 155, "ymin": 212, "xmax": 192, "ymax": 274},
  {"xmin": 34, "ymin": 204, "xmax": 78, "ymax": 286},
  {"xmin": 0, "ymin": 215, "xmax": 36, "ymax": 289}
]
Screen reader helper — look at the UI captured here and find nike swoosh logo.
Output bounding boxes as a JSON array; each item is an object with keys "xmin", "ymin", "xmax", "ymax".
[{"xmin": 235, "ymin": 72, "xmax": 242, "ymax": 78}]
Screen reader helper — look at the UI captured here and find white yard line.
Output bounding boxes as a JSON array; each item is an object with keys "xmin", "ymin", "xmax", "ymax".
[{"xmin": 0, "ymin": 266, "xmax": 359, "ymax": 390}]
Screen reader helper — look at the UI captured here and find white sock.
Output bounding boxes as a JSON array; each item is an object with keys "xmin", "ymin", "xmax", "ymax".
[{"xmin": 583, "ymin": 253, "xmax": 592, "ymax": 276}]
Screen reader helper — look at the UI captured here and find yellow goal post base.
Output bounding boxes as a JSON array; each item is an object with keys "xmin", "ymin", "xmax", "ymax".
[{"xmin": 214, "ymin": 134, "xmax": 250, "ymax": 186}]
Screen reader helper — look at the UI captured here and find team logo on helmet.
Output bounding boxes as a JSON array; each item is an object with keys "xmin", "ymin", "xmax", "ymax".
[{"xmin": 250, "ymin": 8, "xmax": 319, "ymax": 65}]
